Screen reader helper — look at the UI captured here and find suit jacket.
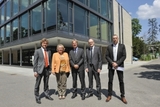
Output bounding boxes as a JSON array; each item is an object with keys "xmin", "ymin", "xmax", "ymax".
[
  {"xmin": 33, "ymin": 48, "xmax": 51, "ymax": 74},
  {"xmin": 105, "ymin": 43, "xmax": 126, "ymax": 69},
  {"xmin": 69, "ymin": 47, "xmax": 85, "ymax": 72},
  {"xmin": 52, "ymin": 52, "xmax": 70, "ymax": 73},
  {"xmin": 85, "ymin": 46, "xmax": 102, "ymax": 70}
]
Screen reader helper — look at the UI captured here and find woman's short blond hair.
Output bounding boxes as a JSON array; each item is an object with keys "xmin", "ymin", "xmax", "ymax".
[{"xmin": 56, "ymin": 44, "xmax": 65, "ymax": 52}]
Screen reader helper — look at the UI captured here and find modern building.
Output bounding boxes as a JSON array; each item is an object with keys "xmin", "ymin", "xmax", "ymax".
[{"xmin": 0, "ymin": 0, "xmax": 132, "ymax": 66}]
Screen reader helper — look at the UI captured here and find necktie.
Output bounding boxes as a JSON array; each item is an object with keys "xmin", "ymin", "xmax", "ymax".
[
  {"xmin": 44, "ymin": 50, "xmax": 49, "ymax": 67},
  {"xmin": 90, "ymin": 47, "xmax": 92, "ymax": 63}
]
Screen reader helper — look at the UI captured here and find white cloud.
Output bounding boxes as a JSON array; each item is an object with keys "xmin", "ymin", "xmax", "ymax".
[{"xmin": 136, "ymin": 0, "xmax": 160, "ymax": 19}]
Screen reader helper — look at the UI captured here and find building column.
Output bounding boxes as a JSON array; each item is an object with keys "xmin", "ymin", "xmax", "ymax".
[
  {"xmin": 1, "ymin": 50, "xmax": 4, "ymax": 65},
  {"xmin": 9, "ymin": 48, "xmax": 12, "ymax": 65},
  {"xmin": 57, "ymin": 39, "xmax": 60, "ymax": 44},
  {"xmin": 20, "ymin": 47, "xmax": 22, "ymax": 66},
  {"xmin": 35, "ymin": 44, "xmax": 37, "ymax": 50}
]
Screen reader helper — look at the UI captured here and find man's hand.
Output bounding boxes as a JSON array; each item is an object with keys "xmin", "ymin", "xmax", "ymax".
[
  {"xmin": 112, "ymin": 62, "xmax": 118, "ymax": 68},
  {"xmin": 85, "ymin": 68, "xmax": 89, "ymax": 72},
  {"xmin": 74, "ymin": 64, "xmax": 79, "ymax": 69},
  {"xmin": 97, "ymin": 69, "xmax": 101, "ymax": 73},
  {"xmin": 34, "ymin": 72, "xmax": 39, "ymax": 77}
]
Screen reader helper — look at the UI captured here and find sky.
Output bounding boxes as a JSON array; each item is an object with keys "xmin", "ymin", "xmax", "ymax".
[{"xmin": 116, "ymin": 0, "xmax": 160, "ymax": 40}]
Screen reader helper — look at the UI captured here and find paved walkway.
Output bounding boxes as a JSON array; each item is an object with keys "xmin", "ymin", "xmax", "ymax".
[
  {"xmin": 0, "ymin": 59, "xmax": 159, "ymax": 107},
  {"xmin": 0, "ymin": 60, "xmax": 152, "ymax": 76}
]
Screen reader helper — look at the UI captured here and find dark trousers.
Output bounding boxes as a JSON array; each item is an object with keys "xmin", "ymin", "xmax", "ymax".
[
  {"xmin": 108, "ymin": 69, "xmax": 125, "ymax": 97},
  {"xmin": 72, "ymin": 68, "xmax": 86, "ymax": 95},
  {"xmin": 88, "ymin": 65, "xmax": 101, "ymax": 96},
  {"xmin": 34, "ymin": 67, "xmax": 50, "ymax": 97}
]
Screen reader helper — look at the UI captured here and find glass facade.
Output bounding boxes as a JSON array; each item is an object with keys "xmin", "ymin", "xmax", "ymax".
[
  {"xmin": 74, "ymin": 5, "xmax": 87, "ymax": 36},
  {"xmin": 12, "ymin": 18, "xmax": 18, "ymax": 41},
  {"xmin": 1, "ymin": 5, "xmax": 5, "ymax": 24},
  {"xmin": 45, "ymin": 0, "xmax": 56, "ymax": 31},
  {"xmin": 90, "ymin": 0, "xmax": 98, "ymax": 12},
  {"xmin": 6, "ymin": 23, "xmax": 11, "ymax": 43},
  {"xmin": 90, "ymin": 13, "xmax": 99, "ymax": 39},
  {"xmin": 20, "ymin": 0, "xmax": 29, "ymax": 11},
  {"xmin": 101, "ymin": 0, "xmax": 107, "ymax": 17},
  {"xmin": 6, "ymin": 1, "xmax": 11, "ymax": 20},
  {"xmin": 13, "ymin": 0, "xmax": 19, "ymax": 16},
  {"xmin": 20, "ymin": 13, "xmax": 28, "ymax": 38},
  {"xmin": 57, "ymin": 0, "xmax": 68, "ymax": 31},
  {"xmin": 0, "ymin": 0, "xmax": 113, "ymax": 45},
  {"xmin": 31, "ymin": 5, "xmax": 42, "ymax": 35},
  {"xmin": 0, "ymin": 27, "xmax": 4, "ymax": 45},
  {"xmin": 101, "ymin": 19, "xmax": 108, "ymax": 40}
]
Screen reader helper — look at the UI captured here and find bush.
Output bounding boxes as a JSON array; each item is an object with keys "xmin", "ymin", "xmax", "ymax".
[{"xmin": 140, "ymin": 54, "xmax": 151, "ymax": 61}]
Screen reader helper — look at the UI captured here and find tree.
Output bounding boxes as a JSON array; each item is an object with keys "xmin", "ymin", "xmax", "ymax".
[
  {"xmin": 132, "ymin": 18, "xmax": 142, "ymax": 36},
  {"xmin": 132, "ymin": 18, "xmax": 143, "ymax": 57},
  {"xmin": 147, "ymin": 18, "xmax": 158, "ymax": 44},
  {"xmin": 132, "ymin": 36, "xmax": 145, "ymax": 58}
]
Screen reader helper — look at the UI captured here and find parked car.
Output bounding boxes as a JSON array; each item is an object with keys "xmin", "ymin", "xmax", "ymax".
[{"xmin": 133, "ymin": 56, "xmax": 138, "ymax": 61}]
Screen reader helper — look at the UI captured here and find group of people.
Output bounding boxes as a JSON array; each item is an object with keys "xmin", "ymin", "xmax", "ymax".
[{"xmin": 33, "ymin": 34, "xmax": 127, "ymax": 104}]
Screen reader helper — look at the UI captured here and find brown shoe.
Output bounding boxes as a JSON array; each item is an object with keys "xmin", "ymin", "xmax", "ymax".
[
  {"xmin": 106, "ymin": 96, "xmax": 111, "ymax": 102},
  {"xmin": 121, "ymin": 97, "xmax": 127, "ymax": 104}
]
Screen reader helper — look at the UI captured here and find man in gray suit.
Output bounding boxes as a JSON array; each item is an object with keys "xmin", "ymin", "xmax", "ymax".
[
  {"xmin": 85, "ymin": 38, "xmax": 102, "ymax": 100},
  {"xmin": 69, "ymin": 39, "xmax": 86, "ymax": 100},
  {"xmin": 33, "ymin": 38, "xmax": 53, "ymax": 104}
]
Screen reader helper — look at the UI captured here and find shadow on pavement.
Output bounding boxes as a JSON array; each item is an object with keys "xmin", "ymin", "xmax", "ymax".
[
  {"xmin": 141, "ymin": 64, "xmax": 160, "ymax": 70},
  {"xmin": 134, "ymin": 71, "xmax": 160, "ymax": 81}
]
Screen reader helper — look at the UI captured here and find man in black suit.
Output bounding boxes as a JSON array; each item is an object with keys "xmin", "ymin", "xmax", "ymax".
[
  {"xmin": 33, "ymin": 38, "xmax": 53, "ymax": 104},
  {"xmin": 105, "ymin": 34, "xmax": 127, "ymax": 104},
  {"xmin": 69, "ymin": 39, "xmax": 86, "ymax": 100},
  {"xmin": 85, "ymin": 38, "xmax": 102, "ymax": 100}
]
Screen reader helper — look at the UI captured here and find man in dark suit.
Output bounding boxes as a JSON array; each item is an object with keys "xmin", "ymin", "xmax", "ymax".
[
  {"xmin": 33, "ymin": 38, "xmax": 53, "ymax": 104},
  {"xmin": 69, "ymin": 39, "xmax": 86, "ymax": 100},
  {"xmin": 85, "ymin": 38, "xmax": 102, "ymax": 100},
  {"xmin": 105, "ymin": 34, "xmax": 127, "ymax": 104}
]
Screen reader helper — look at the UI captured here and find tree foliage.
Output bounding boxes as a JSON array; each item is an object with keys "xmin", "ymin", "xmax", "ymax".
[
  {"xmin": 132, "ymin": 18, "xmax": 142, "ymax": 36},
  {"xmin": 147, "ymin": 18, "xmax": 158, "ymax": 44}
]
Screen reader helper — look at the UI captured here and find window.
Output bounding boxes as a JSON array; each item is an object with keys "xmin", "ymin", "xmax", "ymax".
[
  {"xmin": 78, "ymin": 0, "xmax": 85, "ymax": 3},
  {"xmin": 101, "ymin": 19, "xmax": 108, "ymax": 40},
  {"xmin": 108, "ymin": 0, "xmax": 113, "ymax": 20},
  {"xmin": 20, "ymin": 0, "xmax": 29, "ymax": 11},
  {"xmin": 6, "ymin": 23, "xmax": 11, "ymax": 43},
  {"xmin": 12, "ymin": 18, "xmax": 18, "ymax": 41},
  {"xmin": 31, "ymin": 5, "xmax": 41, "ymax": 35},
  {"xmin": 13, "ymin": 0, "xmax": 19, "ymax": 16},
  {"xmin": 0, "ymin": 27, "xmax": 4, "ymax": 45},
  {"xmin": 6, "ymin": 1, "xmax": 11, "ymax": 20},
  {"xmin": 90, "ymin": 0, "xmax": 98, "ymax": 11},
  {"xmin": 74, "ymin": 5, "xmax": 87, "ymax": 36},
  {"xmin": 1, "ymin": 5, "xmax": 5, "ymax": 24},
  {"xmin": 20, "ymin": 13, "xmax": 28, "ymax": 38},
  {"xmin": 30, "ymin": 0, "xmax": 37, "ymax": 4},
  {"xmin": 90, "ymin": 13, "xmax": 99, "ymax": 39},
  {"xmin": 101, "ymin": 0, "xmax": 107, "ymax": 17},
  {"xmin": 45, "ymin": 0, "xmax": 56, "ymax": 31},
  {"xmin": 57, "ymin": 0, "xmax": 68, "ymax": 31}
]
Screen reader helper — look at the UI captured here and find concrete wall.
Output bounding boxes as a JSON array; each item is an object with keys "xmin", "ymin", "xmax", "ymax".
[
  {"xmin": 122, "ymin": 9, "xmax": 132, "ymax": 63},
  {"xmin": 113, "ymin": 0, "xmax": 132, "ymax": 63}
]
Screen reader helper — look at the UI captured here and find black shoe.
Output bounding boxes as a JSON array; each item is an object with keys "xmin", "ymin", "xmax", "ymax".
[
  {"xmin": 86, "ymin": 93, "xmax": 93, "ymax": 98},
  {"xmin": 35, "ymin": 97, "xmax": 41, "ymax": 104},
  {"xmin": 45, "ymin": 95, "xmax": 53, "ymax": 100},
  {"xmin": 71, "ymin": 93, "xmax": 77, "ymax": 99},
  {"xmin": 98, "ymin": 96, "xmax": 101, "ymax": 100},
  {"xmin": 81, "ymin": 94, "xmax": 85, "ymax": 100}
]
